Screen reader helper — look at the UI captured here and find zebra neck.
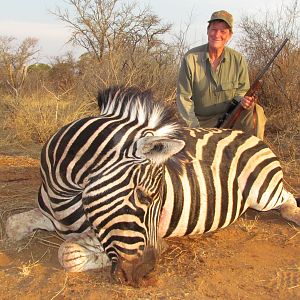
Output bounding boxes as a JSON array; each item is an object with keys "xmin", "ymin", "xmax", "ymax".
[{"xmin": 158, "ymin": 165, "xmax": 197, "ymax": 238}]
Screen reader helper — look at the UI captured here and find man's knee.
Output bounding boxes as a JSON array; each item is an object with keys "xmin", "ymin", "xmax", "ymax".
[
  {"xmin": 255, "ymin": 104, "xmax": 267, "ymax": 140},
  {"xmin": 232, "ymin": 104, "xmax": 266, "ymax": 140},
  {"xmin": 232, "ymin": 108, "xmax": 255, "ymax": 133}
]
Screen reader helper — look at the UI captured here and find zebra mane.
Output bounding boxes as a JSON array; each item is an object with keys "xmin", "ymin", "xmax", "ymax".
[
  {"xmin": 97, "ymin": 86, "xmax": 180, "ymax": 138},
  {"xmin": 97, "ymin": 86, "xmax": 188, "ymax": 174}
]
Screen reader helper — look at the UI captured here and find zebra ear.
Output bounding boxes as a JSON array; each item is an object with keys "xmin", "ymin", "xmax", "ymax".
[{"xmin": 136, "ymin": 136, "xmax": 185, "ymax": 164}]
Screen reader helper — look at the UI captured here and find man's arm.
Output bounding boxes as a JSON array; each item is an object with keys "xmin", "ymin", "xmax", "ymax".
[
  {"xmin": 234, "ymin": 55, "xmax": 250, "ymax": 100},
  {"xmin": 176, "ymin": 56, "xmax": 200, "ymax": 127}
]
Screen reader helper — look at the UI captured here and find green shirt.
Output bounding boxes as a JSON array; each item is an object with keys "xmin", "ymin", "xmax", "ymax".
[{"xmin": 176, "ymin": 44, "xmax": 250, "ymax": 127}]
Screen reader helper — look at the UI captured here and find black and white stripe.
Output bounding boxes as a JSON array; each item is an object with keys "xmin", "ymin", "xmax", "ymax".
[
  {"xmin": 159, "ymin": 127, "xmax": 286, "ymax": 238},
  {"xmin": 38, "ymin": 87, "xmax": 181, "ymax": 262},
  {"xmin": 37, "ymin": 86, "xmax": 294, "ymax": 264}
]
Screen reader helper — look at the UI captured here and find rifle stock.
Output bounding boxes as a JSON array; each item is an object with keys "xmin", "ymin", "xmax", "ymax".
[{"xmin": 216, "ymin": 38, "xmax": 289, "ymax": 129}]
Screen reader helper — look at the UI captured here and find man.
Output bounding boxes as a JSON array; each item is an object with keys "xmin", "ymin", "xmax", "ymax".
[{"xmin": 176, "ymin": 10, "xmax": 266, "ymax": 139}]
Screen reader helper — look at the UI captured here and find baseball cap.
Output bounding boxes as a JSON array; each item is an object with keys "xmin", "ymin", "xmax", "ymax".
[{"xmin": 208, "ymin": 10, "xmax": 233, "ymax": 29}]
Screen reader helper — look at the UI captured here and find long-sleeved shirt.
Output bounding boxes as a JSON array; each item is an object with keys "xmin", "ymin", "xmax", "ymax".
[{"xmin": 176, "ymin": 43, "xmax": 250, "ymax": 128}]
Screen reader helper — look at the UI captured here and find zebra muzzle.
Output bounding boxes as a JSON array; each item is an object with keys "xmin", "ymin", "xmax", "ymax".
[{"xmin": 111, "ymin": 246, "xmax": 158, "ymax": 287}]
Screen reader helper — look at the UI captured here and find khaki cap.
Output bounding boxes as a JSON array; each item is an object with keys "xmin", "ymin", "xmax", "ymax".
[{"xmin": 208, "ymin": 10, "xmax": 233, "ymax": 29}]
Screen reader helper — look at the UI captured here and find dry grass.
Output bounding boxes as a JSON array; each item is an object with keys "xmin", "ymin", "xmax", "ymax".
[
  {"xmin": 287, "ymin": 223, "xmax": 300, "ymax": 241},
  {"xmin": 237, "ymin": 215, "xmax": 260, "ymax": 233},
  {"xmin": 18, "ymin": 250, "xmax": 49, "ymax": 277},
  {"xmin": 1, "ymin": 93, "xmax": 97, "ymax": 144},
  {"xmin": 50, "ymin": 272, "xmax": 69, "ymax": 300},
  {"xmin": 264, "ymin": 130, "xmax": 300, "ymax": 198},
  {"xmin": 268, "ymin": 266, "xmax": 300, "ymax": 290}
]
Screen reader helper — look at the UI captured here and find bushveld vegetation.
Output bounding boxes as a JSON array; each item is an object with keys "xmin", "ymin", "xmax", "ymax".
[{"xmin": 0, "ymin": 0, "xmax": 299, "ymax": 168}]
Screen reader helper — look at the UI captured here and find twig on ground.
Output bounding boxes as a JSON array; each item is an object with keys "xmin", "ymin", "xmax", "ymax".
[{"xmin": 50, "ymin": 272, "xmax": 68, "ymax": 300}]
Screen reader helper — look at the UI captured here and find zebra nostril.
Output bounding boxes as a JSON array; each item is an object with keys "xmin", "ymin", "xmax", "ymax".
[
  {"xmin": 111, "ymin": 247, "xmax": 158, "ymax": 287},
  {"xmin": 110, "ymin": 259, "xmax": 128, "ymax": 284},
  {"xmin": 131, "ymin": 247, "xmax": 158, "ymax": 285}
]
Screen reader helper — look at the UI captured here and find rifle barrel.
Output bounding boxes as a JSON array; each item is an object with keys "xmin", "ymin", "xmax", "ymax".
[{"xmin": 255, "ymin": 38, "xmax": 289, "ymax": 82}]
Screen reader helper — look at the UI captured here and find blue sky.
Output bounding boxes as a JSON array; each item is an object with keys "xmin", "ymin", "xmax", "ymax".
[{"xmin": 0, "ymin": 0, "xmax": 291, "ymax": 62}]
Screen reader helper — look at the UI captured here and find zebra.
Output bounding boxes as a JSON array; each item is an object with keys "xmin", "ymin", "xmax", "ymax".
[{"xmin": 6, "ymin": 86, "xmax": 300, "ymax": 286}]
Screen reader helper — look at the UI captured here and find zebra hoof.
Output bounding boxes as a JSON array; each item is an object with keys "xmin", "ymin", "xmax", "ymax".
[{"xmin": 58, "ymin": 241, "xmax": 111, "ymax": 272}]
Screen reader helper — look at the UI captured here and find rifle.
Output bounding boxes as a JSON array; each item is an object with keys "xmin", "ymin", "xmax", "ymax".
[{"xmin": 216, "ymin": 38, "xmax": 289, "ymax": 129}]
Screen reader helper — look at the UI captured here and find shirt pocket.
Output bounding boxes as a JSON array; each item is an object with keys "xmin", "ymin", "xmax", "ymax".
[
  {"xmin": 220, "ymin": 81, "xmax": 238, "ymax": 91},
  {"xmin": 214, "ymin": 81, "xmax": 238, "ymax": 104}
]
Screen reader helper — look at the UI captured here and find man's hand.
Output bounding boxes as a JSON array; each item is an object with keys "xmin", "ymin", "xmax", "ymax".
[{"xmin": 241, "ymin": 95, "xmax": 257, "ymax": 110}]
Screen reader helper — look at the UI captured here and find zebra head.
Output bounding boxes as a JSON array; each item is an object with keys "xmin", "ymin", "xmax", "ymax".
[{"xmin": 83, "ymin": 87, "xmax": 185, "ymax": 285}]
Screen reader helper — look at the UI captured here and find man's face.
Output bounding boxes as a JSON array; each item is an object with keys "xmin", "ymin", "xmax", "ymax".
[{"xmin": 207, "ymin": 21, "xmax": 232, "ymax": 50}]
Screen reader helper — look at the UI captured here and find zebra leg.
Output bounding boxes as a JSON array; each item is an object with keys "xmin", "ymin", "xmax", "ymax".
[
  {"xmin": 58, "ymin": 230, "xmax": 111, "ymax": 272},
  {"xmin": 280, "ymin": 193, "xmax": 300, "ymax": 226},
  {"xmin": 5, "ymin": 208, "xmax": 55, "ymax": 241}
]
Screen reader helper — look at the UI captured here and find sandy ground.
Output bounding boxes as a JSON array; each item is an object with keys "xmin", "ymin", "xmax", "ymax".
[{"xmin": 0, "ymin": 154, "xmax": 299, "ymax": 300}]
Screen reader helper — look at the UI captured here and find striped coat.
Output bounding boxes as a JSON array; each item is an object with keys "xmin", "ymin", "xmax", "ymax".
[{"xmin": 159, "ymin": 128, "xmax": 286, "ymax": 237}]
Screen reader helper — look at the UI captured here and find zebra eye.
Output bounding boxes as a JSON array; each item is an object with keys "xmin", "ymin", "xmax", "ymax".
[{"xmin": 136, "ymin": 188, "xmax": 152, "ymax": 206}]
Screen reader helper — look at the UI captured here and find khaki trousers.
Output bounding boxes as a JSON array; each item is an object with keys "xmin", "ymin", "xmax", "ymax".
[{"xmin": 231, "ymin": 104, "xmax": 267, "ymax": 140}]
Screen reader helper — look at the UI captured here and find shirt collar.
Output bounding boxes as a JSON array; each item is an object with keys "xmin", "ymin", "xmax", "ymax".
[{"xmin": 203, "ymin": 44, "xmax": 228, "ymax": 63}]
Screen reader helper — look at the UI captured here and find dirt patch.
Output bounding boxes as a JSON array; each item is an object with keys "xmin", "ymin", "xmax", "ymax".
[{"xmin": 0, "ymin": 155, "xmax": 299, "ymax": 300}]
